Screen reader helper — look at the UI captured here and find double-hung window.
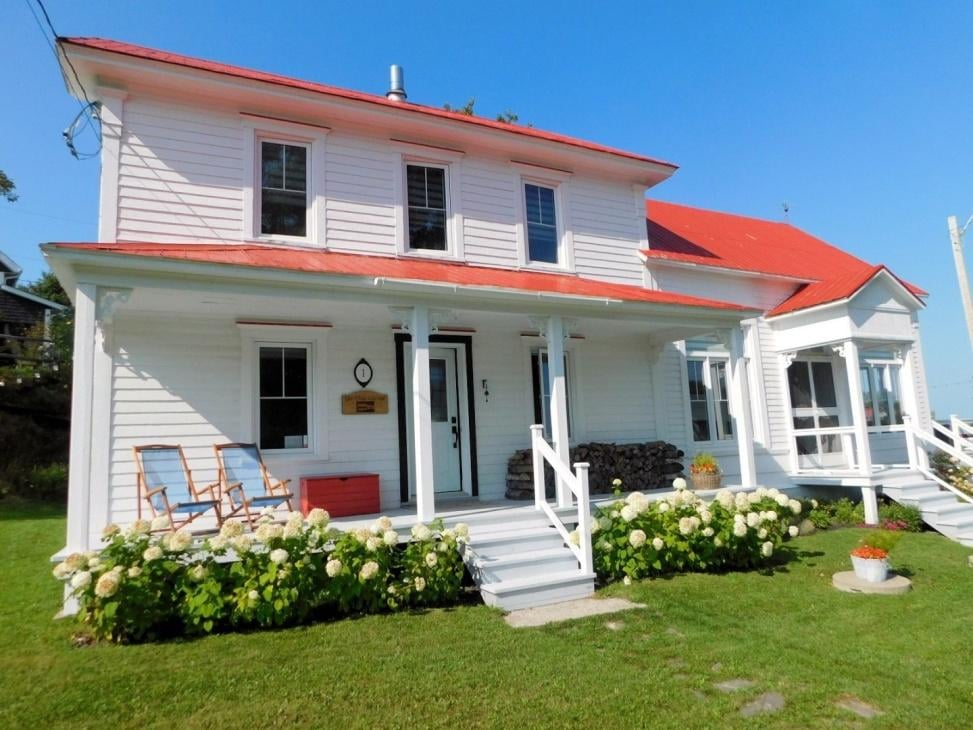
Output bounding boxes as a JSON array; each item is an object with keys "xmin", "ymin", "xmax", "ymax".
[
  {"xmin": 258, "ymin": 344, "xmax": 310, "ymax": 450},
  {"xmin": 524, "ymin": 183, "xmax": 559, "ymax": 264},
  {"xmin": 406, "ymin": 163, "xmax": 448, "ymax": 251},
  {"xmin": 531, "ymin": 349, "xmax": 572, "ymax": 439},
  {"xmin": 860, "ymin": 359, "xmax": 903, "ymax": 429},
  {"xmin": 260, "ymin": 141, "xmax": 308, "ymax": 238},
  {"xmin": 685, "ymin": 341, "xmax": 734, "ymax": 443}
]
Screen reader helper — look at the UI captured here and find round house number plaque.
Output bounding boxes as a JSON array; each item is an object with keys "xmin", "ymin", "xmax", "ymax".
[{"xmin": 354, "ymin": 358, "xmax": 373, "ymax": 388}]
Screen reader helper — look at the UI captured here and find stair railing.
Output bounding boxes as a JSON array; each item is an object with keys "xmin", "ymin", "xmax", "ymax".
[
  {"xmin": 950, "ymin": 415, "xmax": 973, "ymax": 455},
  {"xmin": 530, "ymin": 424, "xmax": 593, "ymax": 574},
  {"xmin": 903, "ymin": 416, "xmax": 973, "ymax": 505}
]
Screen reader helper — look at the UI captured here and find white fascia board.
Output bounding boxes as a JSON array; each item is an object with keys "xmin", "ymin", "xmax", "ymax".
[
  {"xmin": 0, "ymin": 284, "xmax": 68, "ymax": 310},
  {"xmin": 640, "ymin": 254, "xmax": 816, "ymax": 284},
  {"xmin": 43, "ymin": 246, "xmax": 757, "ymax": 324}
]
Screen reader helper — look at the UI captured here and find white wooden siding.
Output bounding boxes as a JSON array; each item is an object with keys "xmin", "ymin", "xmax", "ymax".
[{"xmin": 569, "ymin": 178, "xmax": 645, "ymax": 284}]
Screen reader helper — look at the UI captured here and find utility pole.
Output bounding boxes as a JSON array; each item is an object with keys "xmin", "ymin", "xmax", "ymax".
[{"xmin": 947, "ymin": 215, "xmax": 973, "ymax": 351}]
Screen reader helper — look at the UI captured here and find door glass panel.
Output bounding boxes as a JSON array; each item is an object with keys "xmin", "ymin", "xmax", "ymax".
[
  {"xmin": 429, "ymin": 359, "xmax": 448, "ymax": 422},
  {"xmin": 819, "ymin": 414, "xmax": 842, "ymax": 454},
  {"xmin": 687, "ymin": 359, "xmax": 711, "ymax": 441},
  {"xmin": 811, "ymin": 362, "xmax": 837, "ymax": 408},
  {"xmin": 710, "ymin": 361, "xmax": 733, "ymax": 440},
  {"xmin": 788, "ymin": 363, "xmax": 813, "ymax": 408},
  {"xmin": 872, "ymin": 368, "xmax": 891, "ymax": 426},
  {"xmin": 861, "ymin": 365, "xmax": 875, "ymax": 426}
]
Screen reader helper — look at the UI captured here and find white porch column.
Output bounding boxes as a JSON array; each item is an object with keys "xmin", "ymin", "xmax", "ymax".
[
  {"xmin": 728, "ymin": 327, "xmax": 757, "ymax": 488},
  {"xmin": 65, "ymin": 284, "xmax": 97, "ymax": 554},
  {"xmin": 545, "ymin": 315, "xmax": 572, "ymax": 508},
  {"xmin": 410, "ymin": 305, "xmax": 436, "ymax": 522},
  {"xmin": 838, "ymin": 339, "xmax": 879, "ymax": 524},
  {"xmin": 898, "ymin": 340, "xmax": 928, "ymax": 470}
]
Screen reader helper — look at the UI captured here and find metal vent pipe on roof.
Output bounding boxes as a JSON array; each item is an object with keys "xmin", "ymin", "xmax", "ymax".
[{"xmin": 387, "ymin": 65, "xmax": 407, "ymax": 101}]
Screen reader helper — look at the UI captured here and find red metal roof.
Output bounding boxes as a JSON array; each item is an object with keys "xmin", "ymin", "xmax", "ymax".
[
  {"xmin": 47, "ymin": 242, "xmax": 751, "ymax": 312},
  {"xmin": 643, "ymin": 200, "xmax": 926, "ymax": 316},
  {"xmin": 60, "ymin": 37, "xmax": 677, "ymax": 170}
]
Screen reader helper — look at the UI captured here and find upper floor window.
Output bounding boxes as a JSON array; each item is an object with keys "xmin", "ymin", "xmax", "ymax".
[
  {"xmin": 406, "ymin": 164, "xmax": 448, "ymax": 251},
  {"xmin": 524, "ymin": 183, "xmax": 559, "ymax": 264},
  {"xmin": 260, "ymin": 141, "xmax": 308, "ymax": 238}
]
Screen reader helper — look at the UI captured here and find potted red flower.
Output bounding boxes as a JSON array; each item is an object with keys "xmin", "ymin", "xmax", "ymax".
[
  {"xmin": 850, "ymin": 530, "xmax": 900, "ymax": 583},
  {"xmin": 688, "ymin": 452, "xmax": 721, "ymax": 491}
]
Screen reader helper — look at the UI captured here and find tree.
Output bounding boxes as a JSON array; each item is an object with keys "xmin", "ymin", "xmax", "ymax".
[
  {"xmin": 443, "ymin": 97, "xmax": 477, "ymax": 116},
  {"xmin": 25, "ymin": 271, "xmax": 70, "ymax": 307},
  {"xmin": 0, "ymin": 169, "xmax": 17, "ymax": 202}
]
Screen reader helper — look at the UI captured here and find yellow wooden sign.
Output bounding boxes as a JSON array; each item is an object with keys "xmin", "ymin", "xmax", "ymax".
[{"xmin": 341, "ymin": 390, "xmax": 389, "ymax": 415}]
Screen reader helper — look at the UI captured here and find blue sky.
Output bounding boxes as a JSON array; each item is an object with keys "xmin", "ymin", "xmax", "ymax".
[{"xmin": 2, "ymin": 1, "xmax": 972, "ymax": 416}]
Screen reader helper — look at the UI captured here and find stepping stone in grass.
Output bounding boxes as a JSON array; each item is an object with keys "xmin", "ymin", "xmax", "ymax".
[
  {"xmin": 836, "ymin": 697, "xmax": 883, "ymax": 719},
  {"xmin": 715, "ymin": 679, "xmax": 757, "ymax": 692},
  {"xmin": 605, "ymin": 621, "xmax": 624, "ymax": 631},
  {"xmin": 740, "ymin": 692, "xmax": 785, "ymax": 717}
]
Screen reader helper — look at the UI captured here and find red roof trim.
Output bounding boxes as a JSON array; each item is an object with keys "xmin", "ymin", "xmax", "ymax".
[
  {"xmin": 46, "ymin": 242, "xmax": 751, "ymax": 313},
  {"xmin": 767, "ymin": 265, "xmax": 924, "ymax": 317},
  {"xmin": 59, "ymin": 37, "xmax": 677, "ymax": 170}
]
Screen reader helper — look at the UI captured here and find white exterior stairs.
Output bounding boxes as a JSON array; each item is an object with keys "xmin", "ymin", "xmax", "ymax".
[
  {"xmin": 879, "ymin": 469, "xmax": 973, "ymax": 547},
  {"xmin": 453, "ymin": 505, "xmax": 595, "ymax": 611}
]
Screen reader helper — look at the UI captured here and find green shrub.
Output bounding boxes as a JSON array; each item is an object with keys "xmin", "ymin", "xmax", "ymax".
[
  {"xmin": 589, "ymin": 486, "xmax": 803, "ymax": 582},
  {"xmin": 858, "ymin": 529, "xmax": 902, "ymax": 554},
  {"xmin": 878, "ymin": 502, "xmax": 924, "ymax": 532},
  {"xmin": 54, "ymin": 510, "xmax": 468, "ymax": 643}
]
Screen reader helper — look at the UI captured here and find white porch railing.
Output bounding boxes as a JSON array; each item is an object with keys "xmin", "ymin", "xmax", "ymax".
[
  {"xmin": 790, "ymin": 425, "xmax": 864, "ymax": 473},
  {"xmin": 903, "ymin": 415, "xmax": 973, "ymax": 505},
  {"xmin": 530, "ymin": 424, "xmax": 593, "ymax": 574},
  {"xmin": 950, "ymin": 415, "xmax": 973, "ymax": 455}
]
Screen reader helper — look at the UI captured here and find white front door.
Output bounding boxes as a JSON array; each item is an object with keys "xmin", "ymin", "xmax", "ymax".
[
  {"xmin": 429, "ymin": 348, "xmax": 462, "ymax": 492},
  {"xmin": 788, "ymin": 359, "xmax": 847, "ymax": 469}
]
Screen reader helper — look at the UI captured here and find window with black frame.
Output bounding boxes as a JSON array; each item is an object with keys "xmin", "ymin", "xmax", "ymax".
[
  {"xmin": 406, "ymin": 164, "xmax": 448, "ymax": 250},
  {"xmin": 258, "ymin": 345, "xmax": 310, "ymax": 450},
  {"xmin": 260, "ymin": 141, "xmax": 308, "ymax": 237}
]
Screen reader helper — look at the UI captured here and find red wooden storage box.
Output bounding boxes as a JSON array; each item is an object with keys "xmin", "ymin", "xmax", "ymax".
[{"xmin": 300, "ymin": 473, "xmax": 380, "ymax": 518}]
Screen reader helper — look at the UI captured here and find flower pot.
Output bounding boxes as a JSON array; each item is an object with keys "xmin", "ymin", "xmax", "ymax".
[
  {"xmin": 690, "ymin": 472, "xmax": 722, "ymax": 491},
  {"xmin": 851, "ymin": 555, "xmax": 889, "ymax": 583}
]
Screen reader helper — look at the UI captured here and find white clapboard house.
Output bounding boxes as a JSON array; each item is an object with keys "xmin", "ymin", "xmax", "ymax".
[{"xmin": 45, "ymin": 38, "xmax": 973, "ymax": 609}]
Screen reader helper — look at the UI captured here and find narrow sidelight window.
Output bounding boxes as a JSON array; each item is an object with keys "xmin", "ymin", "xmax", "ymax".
[
  {"xmin": 258, "ymin": 345, "xmax": 310, "ymax": 450},
  {"xmin": 406, "ymin": 164, "xmax": 448, "ymax": 250},
  {"xmin": 531, "ymin": 350, "xmax": 572, "ymax": 439},
  {"xmin": 524, "ymin": 183, "xmax": 558, "ymax": 263},
  {"xmin": 687, "ymin": 355, "xmax": 734, "ymax": 442},
  {"xmin": 260, "ymin": 141, "xmax": 308, "ymax": 237}
]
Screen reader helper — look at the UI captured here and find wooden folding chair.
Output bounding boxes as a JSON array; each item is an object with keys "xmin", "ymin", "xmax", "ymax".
[
  {"xmin": 213, "ymin": 442, "xmax": 295, "ymax": 527},
  {"xmin": 133, "ymin": 444, "xmax": 222, "ymax": 532}
]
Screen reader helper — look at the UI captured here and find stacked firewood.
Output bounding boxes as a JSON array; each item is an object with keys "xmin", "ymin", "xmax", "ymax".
[{"xmin": 505, "ymin": 441, "xmax": 685, "ymax": 500}]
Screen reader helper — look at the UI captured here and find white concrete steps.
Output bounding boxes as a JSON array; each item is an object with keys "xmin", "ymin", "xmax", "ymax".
[
  {"xmin": 881, "ymin": 473, "xmax": 973, "ymax": 547},
  {"xmin": 457, "ymin": 504, "xmax": 595, "ymax": 611}
]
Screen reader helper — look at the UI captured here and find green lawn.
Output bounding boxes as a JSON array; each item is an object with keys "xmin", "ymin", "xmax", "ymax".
[{"xmin": 2, "ymin": 501, "xmax": 972, "ymax": 729}]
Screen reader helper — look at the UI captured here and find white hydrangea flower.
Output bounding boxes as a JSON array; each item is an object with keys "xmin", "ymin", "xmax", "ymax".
[
  {"xmin": 766, "ymin": 487, "xmax": 779, "ymax": 499},
  {"xmin": 623, "ymin": 576, "xmax": 632, "ymax": 586},
  {"xmin": 652, "ymin": 537, "xmax": 664, "ymax": 551},
  {"xmin": 629, "ymin": 529, "xmax": 646, "ymax": 548},
  {"xmin": 788, "ymin": 525, "xmax": 800, "ymax": 538},
  {"xmin": 287, "ymin": 511, "xmax": 304, "ymax": 529},
  {"xmin": 52, "ymin": 562, "xmax": 72, "ymax": 581},
  {"xmin": 374, "ymin": 516, "xmax": 393, "ymax": 532},
  {"xmin": 269, "ymin": 548, "xmax": 289, "ymax": 565},
  {"xmin": 128, "ymin": 566, "xmax": 142, "ymax": 578},
  {"xmin": 442, "ymin": 528, "xmax": 456, "ymax": 542},
  {"xmin": 259, "ymin": 506, "xmax": 276, "ymax": 523},
  {"xmin": 716, "ymin": 489, "xmax": 735, "ymax": 509},
  {"xmin": 733, "ymin": 513, "xmax": 746, "ymax": 525},
  {"xmin": 437, "ymin": 541, "xmax": 449, "ymax": 553},
  {"xmin": 672, "ymin": 477, "xmax": 688, "ymax": 490},
  {"xmin": 248, "ymin": 589, "xmax": 260, "ymax": 601},
  {"xmin": 143, "ymin": 545, "xmax": 163, "ymax": 562},
  {"xmin": 130, "ymin": 519, "xmax": 153, "ymax": 536},
  {"xmin": 63, "ymin": 553, "xmax": 85, "ymax": 572},
  {"xmin": 657, "ymin": 501, "xmax": 670, "ymax": 514},
  {"xmin": 231, "ymin": 535, "xmax": 253, "ymax": 554},
  {"xmin": 88, "ymin": 557, "xmax": 102, "ymax": 570},
  {"xmin": 414, "ymin": 576, "xmax": 426, "ymax": 592},
  {"xmin": 95, "ymin": 572, "xmax": 120, "ymax": 598},
  {"xmin": 101, "ymin": 523, "xmax": 121, "ymax": 540},
  {"xmin": 612, "ymin": 478, "xmax": 623, "ymax": 488},
  {"xmin": 411, "ymin": 523, "xmax": 432, "ymax": 542},
  {"xmin": 733, "ymin": 522, "xmax": 748, "ymax": 538},
  {"xmin": 70, "ymin": 571, "xmax": 92, "ymax": 590},
  {"xmin": 761, "ymin": 541, "xmax": 774, "ymax": 558},
  {"xmin": 383, "ymin": 530, "xmax": 399, "ymax": 546},
  {"xmin": 590, "ymin": 517, "xmax": 600, "ymax": 535},
  {"xmin": 702, "ymin": 527, "xmax": 714, "ymax": 538},
  {"xmin": 189, "ymin": 564, "xmax": 208, "ymax": 582},
  {"xmin": 775, "ymin": 493, "xmax": 790, "ymax": 508},
  {"xmin": 365, "ymin": 536, "xmax": 382, "ymax": 552},
  {"xmin": 454, "ymin": 523, "xmax": 470, "ymax": 539},
  {"xmin": 700, "ymin": 510, "xmax": 713, "ymax": 525},
  {"xmin": 283, "ymin": 524, "xmax": 301, "ymax": 540},
  {"xmin": 353, "ymin": 527, "xmax": 372, "ymax": 544},
  {"xmin": 568, "ymin": 529, "xmax": 581, "ymax": 546},
  {"xmin": 747, "ymin": 492, "xmax": 761, "ymax": 505},
  {"xmin": 757, "ymin": 528, "xmax": 768, "ymax": 540},
  {"xmin": 208, "ymin": 535, "xmax": 227, "ymax": 552},
  {"xmin": 746, "ymin": 512, "xmax": 760, "ymax": 528},
  {"xmin": 425, "ymin": 552, "xmax": 438, "ymax": 568},
  {"xmin": 596, "ymin": 538, "xmax": 612, "ymax": 552},
  {"xmin": 714, "ymin": 536, "xmax": 724, "ymax": 547},
  {"xmin": 620, "ymin": 505, "xmax": 638, "ymax": 523},
  {"xmin": 811, "ymin": 499, "xmax": 819, "ymax": 509},
  {"xmin": 678, "ymin": 517, "xmax": 695, "ymax": 535},
  {"xmin": 767, "ymin": 510, "xmax": 778, "ymax": 522},
  {"xmin": 735, "ymin": 493, "xmax": 751, "ymax": 511},
  {"xmin": 689, "ymin": 516, "xmax": 701, "ymax": 530},
  {"xmin": 359, "ymin": 560, "xmax": 380, "ymax": 581},
  {"xmin": 307, "ymin": 508, "xmax": 330, "ymax": 528},
  {"xmin": 168, "ymin": 530, "xmax": 192, "ymax": 552},
  {"xmin": 325, "ymin": 559, "xmax": 342, "ymax": 577},
  {"xmin": 789, "ymin": 499, "xmax": 802, "ymax": 515},
  {"xmin": 220, "ymin": 520, "xmax": 244, "ymax": 538}
]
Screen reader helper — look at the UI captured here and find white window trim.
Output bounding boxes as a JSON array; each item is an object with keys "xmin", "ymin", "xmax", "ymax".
[
  {"xmin": 242, "ymin": 122, "xmax": 328, "ymax": 246},
  {"xmin": 238, "ymin": 324, "xmax": 329, "ymax": 460},
  {"xmin": 394, "ymin": 154, "xmax": 464, "ymax": 260},
  {"xmin": 514, "ymin": 172, "xmax": 574, "ymax": 271},
  {"xmin": 680, "ymin": 343, "xmax": 737, "ymax": 448}
]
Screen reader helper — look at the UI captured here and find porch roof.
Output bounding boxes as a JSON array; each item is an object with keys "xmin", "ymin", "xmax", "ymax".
[
  {"xmin": 44, "ymin": 242, "xmax": 754, "ymax": 313},
  {"xmin": 766, "ymin": 264, "xmax": 925, "ymax": 317}
]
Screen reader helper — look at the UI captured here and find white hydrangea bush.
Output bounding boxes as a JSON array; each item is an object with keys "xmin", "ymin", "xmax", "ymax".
[
  {"xmin": 53, "ymin": 509, "xmax": 467, "ymax": 643},
  {"xmin": 591, "ymin": 483, "xmax": 803, "ymax": 583}
]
